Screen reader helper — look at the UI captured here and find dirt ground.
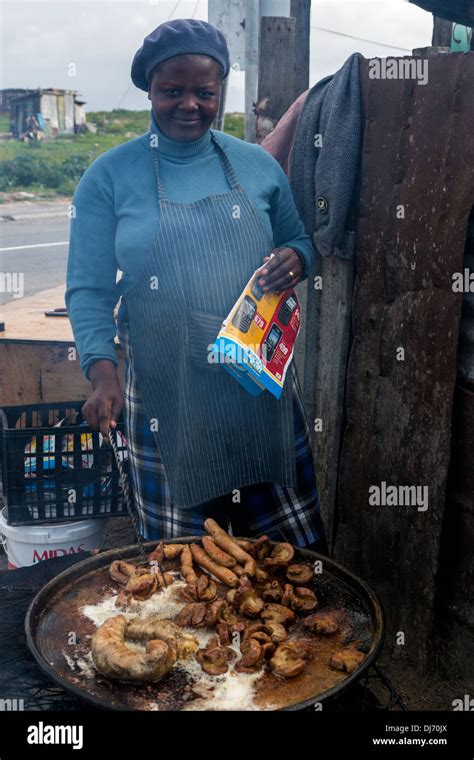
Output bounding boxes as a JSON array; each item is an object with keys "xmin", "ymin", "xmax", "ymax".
[{"xmin": 1, "ymin": 513, "xmax": 471, "ymax": 711}]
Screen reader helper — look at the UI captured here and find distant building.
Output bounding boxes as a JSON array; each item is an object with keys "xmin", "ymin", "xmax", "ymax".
[
  {"xmin": 6, "ymin": 88, "xmax": 87, "ymax": 139},
  {"xmin": 0, "ymin": 88, "xmax": 37, "ymax": 115}
]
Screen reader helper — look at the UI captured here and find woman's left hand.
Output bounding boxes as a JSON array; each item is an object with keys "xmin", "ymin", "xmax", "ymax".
[{"xmin": 257, "ymin": 247, "xmax": 303, "ymax": 293}]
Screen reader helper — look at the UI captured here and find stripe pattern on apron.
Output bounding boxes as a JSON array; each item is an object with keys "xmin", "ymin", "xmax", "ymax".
[
  {"xmin": 120, "ymin": 130, "xmax": 298, "ymax": 508},
  {"xmin": 117, "ymin": 317, "xmax": 326, "ymax": 549}
]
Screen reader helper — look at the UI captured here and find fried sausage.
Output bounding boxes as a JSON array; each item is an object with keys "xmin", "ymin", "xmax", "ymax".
[
  {"xmin": 163, "ymin": 544, "xmax": 186, "ymax": 560},
  {"xmin": 126, "ymin": 617, "xmax": 199, "ymax": 659},
  {"xmin": 91, "ymin": 615, "xmax": 177, "ymax": 683},
  {"xmin": 234, "ymin": 538, "xmax": 255, "ymax": 553},
  {"xmin": 204, "ymin": 518, "xmax": 256, "ymax": 577},
  {"xmin": 190, "ymin": 543, "xmax": 239, "ymax": 588},
  {"xmin": 202, "ymin": 536, "xmax": 237, "ymax": 568},
  {"xmin": 180, "ymin": 545, "xmax": 198, "ymax": 583}
]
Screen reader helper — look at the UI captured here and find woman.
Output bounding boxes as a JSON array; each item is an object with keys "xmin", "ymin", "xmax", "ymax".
[{"xmin": 66, "ymin": 18, "xmax": 327, "ymax": 552}]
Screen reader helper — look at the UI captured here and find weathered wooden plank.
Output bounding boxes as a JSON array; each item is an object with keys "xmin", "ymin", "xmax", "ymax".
[
  {"xmin": 255, "ymin": 17, "xmax": 297, "ymax": 143},
  {"xmin": 438, "ymin": 383, "xmax": 474, "ymax": 625},
  {"xmin": 296, "ymin": 251, "xmax": 355, "ymax": 551},
  {"xmin": 309, "ymin": 256, "xmax": 354, "ymax": 547},
  {"xmin": 335, "ymin": 54, "xmax": 474, "ymax": 669}
]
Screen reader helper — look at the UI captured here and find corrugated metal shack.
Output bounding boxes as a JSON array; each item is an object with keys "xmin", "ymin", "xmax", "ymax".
[
  {"xmin": 0, "ymin": 88, "xmax": 36, "ymax": 115},
  {"xmin": 8, "ymin": 88, "xmax": 86, "ymax": 139}
]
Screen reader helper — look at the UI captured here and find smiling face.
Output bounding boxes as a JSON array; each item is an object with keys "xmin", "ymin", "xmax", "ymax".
[{"xmin": 147, "ymin": 54, "xmax": 223, "ymax": 141}]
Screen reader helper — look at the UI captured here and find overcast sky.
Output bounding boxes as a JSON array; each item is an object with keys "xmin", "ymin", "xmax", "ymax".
[{"xmin": 1, "ymin": 0, "xmax": 433, "ymax": 113}]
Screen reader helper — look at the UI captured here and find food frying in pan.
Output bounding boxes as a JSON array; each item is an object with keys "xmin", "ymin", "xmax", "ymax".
[
  {"xmin": 330, "ymin": 646, "xmax": 366, "ymax": 674},
  {"xmin": 304, "ymin": 611, "xmax": 342, "ymax": 635},
  {"xmin": 86, "ymin": 519, "xmax": 367, "ymax": 693},
  {"xmin": 91, "ymin": 615, "xmax": 178, "ymax": 683}
]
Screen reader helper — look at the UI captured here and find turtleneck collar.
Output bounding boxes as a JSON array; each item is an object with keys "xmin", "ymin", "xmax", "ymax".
[{"xmin": 146, "ymin": 108, "xmax": 212, "ymax": 158}]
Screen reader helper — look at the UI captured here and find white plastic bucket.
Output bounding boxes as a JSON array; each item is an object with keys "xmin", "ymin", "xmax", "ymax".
[{"xmin": 0, "ymin": 508, "xmax": 105, "ymax": 570}]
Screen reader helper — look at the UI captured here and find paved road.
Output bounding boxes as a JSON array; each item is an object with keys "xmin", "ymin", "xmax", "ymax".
[{"xmin": 0, "ymin": 202, "xmax": 70, "ymax": 306}]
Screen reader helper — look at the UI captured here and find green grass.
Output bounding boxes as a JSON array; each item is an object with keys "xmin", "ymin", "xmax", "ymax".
[
  {"xmin": 0, "ymin": 109, "xmax": 245, "ymax": 198},
  {"xmin": 0, "ymin": 113, "xmax": 10, "ymax": 132}
]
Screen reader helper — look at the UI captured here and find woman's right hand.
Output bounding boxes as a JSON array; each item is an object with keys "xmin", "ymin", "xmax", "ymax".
[{"xmin": 82, "ymin": 360, "xmax": 124, "ymax": 444}]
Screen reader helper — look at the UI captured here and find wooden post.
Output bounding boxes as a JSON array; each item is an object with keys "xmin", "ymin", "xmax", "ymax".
[
  {"xmin": 432, "ymin": 16, "xmax": 453, "ymax": 46},
  {"xmin": 254, "ymin": 3, "xmax": 311, "ymax": 143},
  {"xmin": 255, "ymin": 16, "xmax": 297, "ymax": 144},
  {"xmin": 290, "ymin": 0, "xmax": 311, "ymax": 93},
  {"xmin": 334, "ymin": 54, "xmax": 474, "ymax": 672}
]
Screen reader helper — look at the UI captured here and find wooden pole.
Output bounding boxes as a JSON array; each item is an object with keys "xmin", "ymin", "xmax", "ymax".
[
  {"xmin": 254, "ymin": 2, "xmax": 310, "ymax": 141},
  {"xmin": 255, "ymin": 16, "xmax": 297, "ymax": 144},
  {"xmin": 290, "ymin": 0, "xmax": 311, "ymax": 94},
  {"xmin": 432, "ymin": 16, "xmax": 453, "ymax": 46}
]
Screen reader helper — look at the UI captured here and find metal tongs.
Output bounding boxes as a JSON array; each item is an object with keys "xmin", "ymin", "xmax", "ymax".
[{"xmin": 108, "ymin": 426, "xmax": 168, "ymax": 587}]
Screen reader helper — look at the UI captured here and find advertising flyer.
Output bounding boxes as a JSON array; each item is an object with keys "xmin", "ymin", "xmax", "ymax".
[{"xmin": 214, "ymin": 265, "xmax": 301, "ymax": 398}]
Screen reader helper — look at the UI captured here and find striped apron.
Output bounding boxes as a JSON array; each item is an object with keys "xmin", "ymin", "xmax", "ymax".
[
  {"xmin": 117, "ymin": 316, "xmax": 326, "ymax": 549},
  {"xmin": 117, "ymin": 130, "xmax": 326, "ymax": 548}
]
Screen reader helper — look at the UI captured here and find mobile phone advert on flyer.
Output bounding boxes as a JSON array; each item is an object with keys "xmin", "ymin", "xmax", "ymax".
[{"xmin": 214, "ymin": 264, "xmax": 301, "ymax": 399}]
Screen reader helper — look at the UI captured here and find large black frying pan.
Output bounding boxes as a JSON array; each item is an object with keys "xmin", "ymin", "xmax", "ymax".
[{"xmin": 25, "ymin": 537, "xmax": 385, "ymax": 711}]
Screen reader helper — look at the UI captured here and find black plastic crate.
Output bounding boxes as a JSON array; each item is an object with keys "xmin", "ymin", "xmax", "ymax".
[{"xmin": 0, "ymin": 401, "xmax": 129, "ymax": 525}]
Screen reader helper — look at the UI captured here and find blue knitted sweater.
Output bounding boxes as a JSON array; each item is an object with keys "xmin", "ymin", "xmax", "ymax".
[{"xmin": 65, "ymin": 109, "xmax": 315, "ymax": 379}]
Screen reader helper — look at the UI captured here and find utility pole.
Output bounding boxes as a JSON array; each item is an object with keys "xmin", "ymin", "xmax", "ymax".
[{"xmin": 244, "ymin": 0, "xmax": 261, "ymax": 142}]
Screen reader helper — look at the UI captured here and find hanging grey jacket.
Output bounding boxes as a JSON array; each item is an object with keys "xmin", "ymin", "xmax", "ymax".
[{"xmin": 290, "ymin": 52, "xmax": 363, "ymax": 261}]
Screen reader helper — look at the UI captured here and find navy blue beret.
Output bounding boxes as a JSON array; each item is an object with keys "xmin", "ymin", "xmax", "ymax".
[{"xmin": 131, "ymin": 18, "xmax": 230, "ymax": 91}]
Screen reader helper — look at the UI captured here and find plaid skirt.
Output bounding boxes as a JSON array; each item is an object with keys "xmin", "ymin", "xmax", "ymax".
[{"xmin": 117, "ymin": 316, "xmax": 327, "ymax": 550}]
